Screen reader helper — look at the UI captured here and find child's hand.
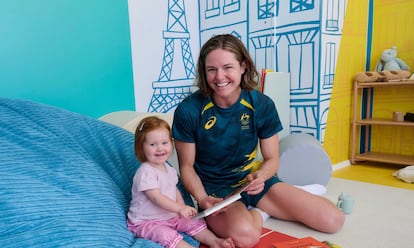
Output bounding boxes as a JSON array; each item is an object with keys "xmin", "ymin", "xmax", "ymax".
[{"xmin": 178, "ymin": 205, "xmax": 197, "ymax": 218}]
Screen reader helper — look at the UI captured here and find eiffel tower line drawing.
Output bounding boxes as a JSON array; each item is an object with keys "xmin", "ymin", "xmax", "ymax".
[{"xmin": 147, "ymin": 0, "xmax": 196, "ymax": 113}]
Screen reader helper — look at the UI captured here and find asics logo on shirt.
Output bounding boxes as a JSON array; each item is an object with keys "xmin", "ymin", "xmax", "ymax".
[{"xmin": 204, "ymin": 116, "xmax": 217, "ymax": 130}]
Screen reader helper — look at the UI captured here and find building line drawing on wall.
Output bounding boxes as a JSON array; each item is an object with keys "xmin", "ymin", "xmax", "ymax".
[
  {"xmin": 198, "ymin": 0, "xmax": 346, "ymax": 141},
  {"xmin": 142, "ymin": 0, "xmax": 346, "ymax": 142},
  {"xmin": 147, "ymin": 0, "xmax": 196, "ymax": 113}
]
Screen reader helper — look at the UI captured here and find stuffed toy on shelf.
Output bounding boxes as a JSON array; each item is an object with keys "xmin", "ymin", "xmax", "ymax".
[{"xmin": 375, "ymin": 46, "xmax": 409, "ymax": 71}]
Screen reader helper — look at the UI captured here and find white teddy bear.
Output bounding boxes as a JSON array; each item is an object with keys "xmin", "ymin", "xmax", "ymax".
[{"xmin": 375, "ymin": 46, "xmax": 409, "ymax": 71}]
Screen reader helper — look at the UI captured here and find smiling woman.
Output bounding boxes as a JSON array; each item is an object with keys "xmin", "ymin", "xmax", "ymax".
[{"xmin": 173, "ymin": 34, "xmax": 345, "ymax": 248}]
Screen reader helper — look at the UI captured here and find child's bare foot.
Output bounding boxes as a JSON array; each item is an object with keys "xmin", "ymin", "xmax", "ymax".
[
  {"xmin": 193, "ymin": 228, "xmax": 234, "ymax": 248},
  {"xmin": 209, "ymin": 237, "xmax": 234, "ymax": 248}
]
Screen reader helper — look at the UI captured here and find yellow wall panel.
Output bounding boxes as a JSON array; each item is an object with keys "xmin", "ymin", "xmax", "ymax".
[
  {"xmin": 323, "ymin": 0, "xmax": 369, "ymax": 164},
  {"xmin": 369, "ymin": 0, "xmax": 414, "ymax": 157},
  {"xmin": 325, "ymin": 0, "xmax": 414, "ymax": 165}
]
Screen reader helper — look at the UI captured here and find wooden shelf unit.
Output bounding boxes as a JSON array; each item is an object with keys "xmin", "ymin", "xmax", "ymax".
[{"xmin": 350, "ymin": 79, "xmax": 414, "ymax": 165}]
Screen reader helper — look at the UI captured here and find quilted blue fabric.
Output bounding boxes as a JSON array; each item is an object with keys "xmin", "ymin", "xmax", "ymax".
[{"xmin": 0, "ymin": 98, "xmax": 198, "ymax": 248}]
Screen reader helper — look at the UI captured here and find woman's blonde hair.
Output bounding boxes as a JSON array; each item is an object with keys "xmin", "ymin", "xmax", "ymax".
[
  {"xmin": 134, "ymin": 116, "xmax": 171, "ymax": 162},
  {"xmin": 196, "ymin": 34, "xmax": 259, "ymax": 96}
]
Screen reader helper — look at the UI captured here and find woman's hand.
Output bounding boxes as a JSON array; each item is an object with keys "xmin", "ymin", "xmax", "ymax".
[
  {"xmin": 245, "ymin": 171, "xmax": 266, "ymax": 195},
  {"xmin": 198, "ymin": 195, "xmax": 224, "ymax": 210},
  {"xmin": 198, "ymin": 195, "xmax": 234, "ymax": 216}
]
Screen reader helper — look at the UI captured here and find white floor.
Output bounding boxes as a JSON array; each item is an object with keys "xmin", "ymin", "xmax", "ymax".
[{"xmin": 263, "ymin": 177, "xmax": 414, "ymax": 247}]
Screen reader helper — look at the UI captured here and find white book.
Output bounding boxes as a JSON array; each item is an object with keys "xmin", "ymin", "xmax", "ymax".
[{"xmin": 192, "ymin": 182, "xmax": 251, "ymax": 220}]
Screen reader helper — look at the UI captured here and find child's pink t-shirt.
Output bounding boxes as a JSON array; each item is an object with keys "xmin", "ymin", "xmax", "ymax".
[{"xmin": 128, "ymin": 162, "xmax": 179, "ymax": 223}]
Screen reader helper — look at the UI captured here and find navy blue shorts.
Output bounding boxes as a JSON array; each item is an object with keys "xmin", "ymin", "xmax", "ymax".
[
  {"xmin": 199, "ymin": 176, "xmax": 282, "ymax": 212},
  {"xmin": 239, "ymin": 175, "xmax": 282, "ymax": 207}
]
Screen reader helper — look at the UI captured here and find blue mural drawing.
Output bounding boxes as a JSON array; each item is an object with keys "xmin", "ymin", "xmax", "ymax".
[
  {"xmin": 144, "ymin": 0, "xmax": 347, "ymax": 142},
  {"xmin": 147, "ymin": 0, "xmax": 196, "ymax": 113}
]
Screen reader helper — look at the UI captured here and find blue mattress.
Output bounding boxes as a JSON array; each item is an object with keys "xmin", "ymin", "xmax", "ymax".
[{"xmin": 0, "ymin": 98, "xmax": 197, "ymax": 247}]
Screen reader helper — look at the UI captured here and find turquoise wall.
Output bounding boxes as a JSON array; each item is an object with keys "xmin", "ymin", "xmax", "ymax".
[{"xmin": 0, "ymin": 0, "xmax": 134, "ymax": 118}]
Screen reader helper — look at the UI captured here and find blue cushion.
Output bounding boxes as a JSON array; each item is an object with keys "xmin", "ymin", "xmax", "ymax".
[{"xmin": 0, "ymin": 98, "xmax": 198, "ymax": 248}]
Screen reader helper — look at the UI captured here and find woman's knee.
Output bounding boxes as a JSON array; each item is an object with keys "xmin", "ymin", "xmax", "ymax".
[
  {"xmin": 231, "ymin": 223, "xmax": 261, "ymax": 248},
  {"xmin": 321, "ymin": 210, "xmax": 345, "ymax": 234},
  {"xmin": 329, "ymin": 211, "xmax": 345, "ymax": 233}
]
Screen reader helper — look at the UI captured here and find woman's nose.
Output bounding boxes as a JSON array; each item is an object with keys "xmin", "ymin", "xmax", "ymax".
[{"xmin": 215, "ymin": 68, "xmax": 225, "ymax": 79}]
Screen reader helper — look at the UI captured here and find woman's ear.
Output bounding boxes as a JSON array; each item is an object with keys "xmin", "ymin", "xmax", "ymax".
[{"xmin": 241, "ymin": 61, "xmax": 247, "ymax": 74}]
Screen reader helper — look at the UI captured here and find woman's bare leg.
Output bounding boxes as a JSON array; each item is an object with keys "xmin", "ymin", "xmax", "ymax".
[
  {"xmin": 258, "ymin": 182, "xmax": 345, "ymax": 233},
  {"xmin": 206, "ymin": 201, "xmax": 262, "ymax": 248}
]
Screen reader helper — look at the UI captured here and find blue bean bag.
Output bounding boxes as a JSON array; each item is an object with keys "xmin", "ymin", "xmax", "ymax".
[{"xmin": 0, "ymin": 98, "xmax": 198, "ymax": 248}]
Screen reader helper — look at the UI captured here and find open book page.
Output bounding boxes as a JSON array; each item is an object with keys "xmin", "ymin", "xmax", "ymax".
[{"xmin": 192, "ymin": 182, "xmax": 251, "ymax": 220}]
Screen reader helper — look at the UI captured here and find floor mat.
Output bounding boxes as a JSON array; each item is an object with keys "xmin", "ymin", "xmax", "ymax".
[{"xmin": 332, "ymin": 162, "xmax": 414, "ymax": 190}]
